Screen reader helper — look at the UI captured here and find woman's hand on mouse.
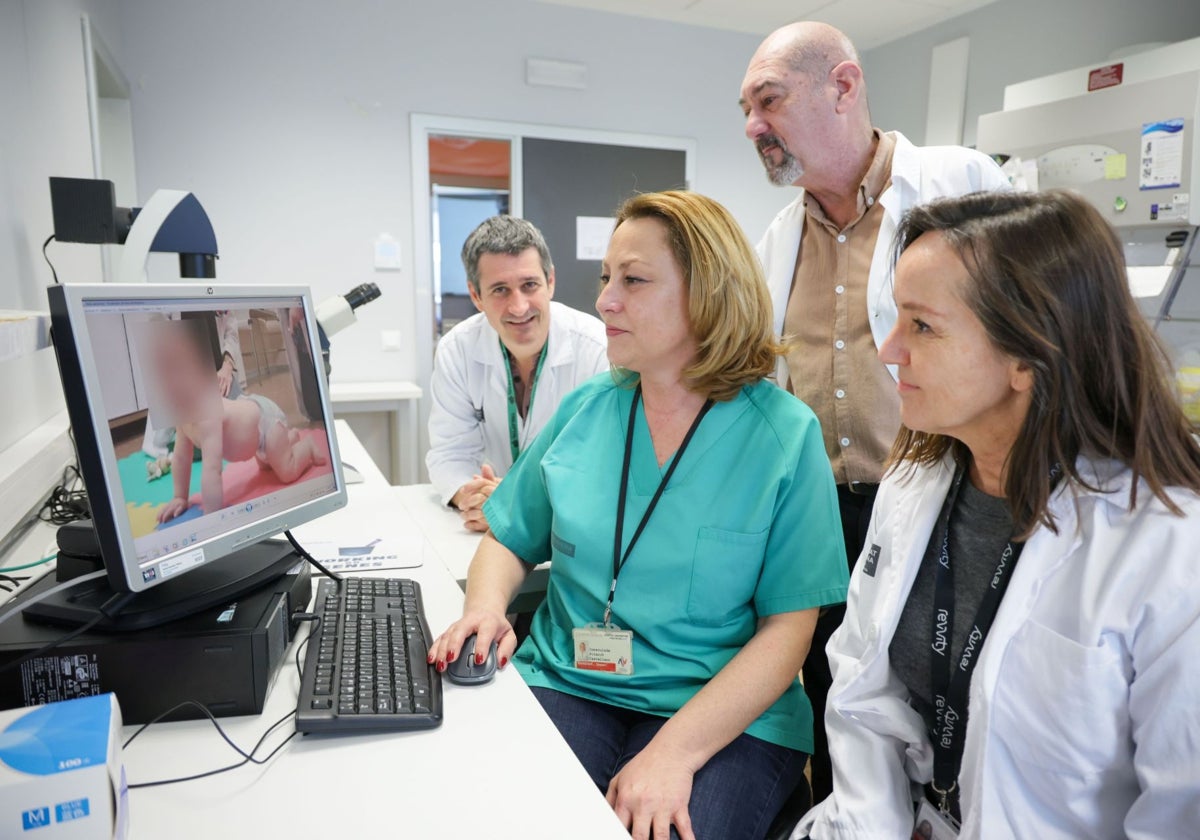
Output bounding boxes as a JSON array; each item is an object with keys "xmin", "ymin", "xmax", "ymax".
[{"xmin": 428, "ymin": 609, "xmax": 518, "ymax": 674}]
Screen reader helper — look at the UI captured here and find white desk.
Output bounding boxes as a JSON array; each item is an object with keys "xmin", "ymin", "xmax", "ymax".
[
  {"xmin": 329, "ymin": 380, "xmax": 422, "ymax": 486},
  {"xmin": 392, "ymin": 484, "xmax": 552, "ymax": 603},
  {"xmin": 0, "ymin": 424, "xmax": 625, "ymax": 840}
]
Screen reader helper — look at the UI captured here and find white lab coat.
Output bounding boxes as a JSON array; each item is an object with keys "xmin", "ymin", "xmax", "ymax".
[
  {"xmin": 795, "ymin": 456, "xmax": 1200, "ymax": 839},
  {"xmin": 755, "ymin": 132, "xmax": 1010, "ymax": 382},
  {"xmin": 426, "ymin": 301, "xmax": 608, "ymax": 505}
]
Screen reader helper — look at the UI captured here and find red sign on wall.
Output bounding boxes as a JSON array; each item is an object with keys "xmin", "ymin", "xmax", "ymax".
[{"xmin": 1088, "ymin": 63, "xmax": 1124, "ymax": 92}]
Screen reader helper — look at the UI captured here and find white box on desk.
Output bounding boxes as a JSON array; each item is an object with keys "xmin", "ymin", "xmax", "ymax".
[{"xmin": 0, "ymin": 693, "xmax": 127, "ymax": 839}]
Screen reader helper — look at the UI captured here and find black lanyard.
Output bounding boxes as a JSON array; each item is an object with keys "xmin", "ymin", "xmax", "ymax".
[
  {"xmin": 604, "ymin": 385, "xmax": 714, "ymax": 626},
  {"xmin": 928, "ymin": 462, "xmax": 1026, "ymax": 816}
]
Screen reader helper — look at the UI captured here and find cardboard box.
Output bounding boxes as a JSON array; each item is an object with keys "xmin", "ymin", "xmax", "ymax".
[{"xmin": 0, "ymin": 693, "xmax": 127, "ymax": 839}]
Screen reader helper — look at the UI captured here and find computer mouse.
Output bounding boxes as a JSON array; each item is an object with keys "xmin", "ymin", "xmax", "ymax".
[{"xmin": 446, "ymin": 634, "xmax": 497, "ymax": 686}]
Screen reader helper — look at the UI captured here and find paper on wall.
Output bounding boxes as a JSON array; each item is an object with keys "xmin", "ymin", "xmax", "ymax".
[
  {"xmin": 1139, "ymin": 118, "xmax": 1184, "ymax": 190},
  {"xmin": 576, "ymin": 216, "xmax": 617, "ymax": 261}
]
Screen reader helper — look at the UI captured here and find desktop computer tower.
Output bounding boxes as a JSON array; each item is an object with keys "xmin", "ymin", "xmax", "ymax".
[{"xmin": 0, "ymin": 562, "xmax": 312, "ymax": 724}]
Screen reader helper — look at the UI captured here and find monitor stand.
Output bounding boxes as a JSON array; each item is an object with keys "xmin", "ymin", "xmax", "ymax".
[{"xmin": 21, "ymin": 535, "xmax": 304, "ymax": 633}]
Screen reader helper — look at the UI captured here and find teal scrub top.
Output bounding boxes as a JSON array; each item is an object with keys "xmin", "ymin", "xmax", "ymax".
[{"xmin": 483, "ymin": 374, "xmax": 848, "ymax": 752}]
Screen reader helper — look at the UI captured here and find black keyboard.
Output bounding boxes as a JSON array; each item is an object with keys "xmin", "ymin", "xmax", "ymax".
[{"xmin": 295, "ymin": 577, "xmax": 443, "ymax": 734}]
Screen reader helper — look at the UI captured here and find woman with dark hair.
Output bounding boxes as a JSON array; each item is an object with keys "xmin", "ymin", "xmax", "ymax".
[{"xmin": 796, "ymin": 189, "xmax": 1200, "ymax": 839}]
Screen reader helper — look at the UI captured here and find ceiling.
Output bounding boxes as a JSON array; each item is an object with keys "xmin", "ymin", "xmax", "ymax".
[{"xmin": 534, "ymin": 0, "xmax": 1003, "ymax": 51}]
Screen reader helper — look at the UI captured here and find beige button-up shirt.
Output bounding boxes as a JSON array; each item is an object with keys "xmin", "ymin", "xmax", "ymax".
[{"xmin": 783, "ymin": 130, "xmax": 902, "ymax": 486}]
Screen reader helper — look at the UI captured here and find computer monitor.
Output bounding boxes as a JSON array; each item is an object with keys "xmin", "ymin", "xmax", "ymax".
[{"xmin": 37, "ymin": 283, "xmax": 346, "ymax": 630}]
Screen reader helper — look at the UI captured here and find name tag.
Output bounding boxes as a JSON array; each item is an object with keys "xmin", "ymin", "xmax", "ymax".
[
  {"xmin": 914, "ymin": 800, "xmax": 959, "ymax": 840},
  {"xmin": 572, "ymin": 625, "xmax": 634, "ymax": 675}
]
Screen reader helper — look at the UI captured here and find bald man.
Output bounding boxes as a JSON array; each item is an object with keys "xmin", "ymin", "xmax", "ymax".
[{"xmin": 740, "ymin": 22, "xmax": 1009, "ymax": 807}]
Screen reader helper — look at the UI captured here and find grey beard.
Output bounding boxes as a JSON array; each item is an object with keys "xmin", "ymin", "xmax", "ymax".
[{"xmin": 764, "ymin": 151, "xmax": 804, "ymax": 187}]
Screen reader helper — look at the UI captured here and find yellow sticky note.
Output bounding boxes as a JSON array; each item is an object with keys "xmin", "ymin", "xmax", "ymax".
[{"xmin": 1104, "ymin": 153, "xmax": 1127, "ymax": 180}]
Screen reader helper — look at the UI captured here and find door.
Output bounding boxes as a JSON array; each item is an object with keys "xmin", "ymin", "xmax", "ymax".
[
  {"xmin": 428, "ymin": 135, "xmax": 512, "ymax": 337},
  {"xmin": 521, "ymin": 139, "xmax": 687, "ymax": 315},
  {"xmin": 410, "ymin": 115, "xmax": 695, "ymax": 482},
  {"xmin": 433, "ymin": 188, "xmax": 510, "ymax": 334}
]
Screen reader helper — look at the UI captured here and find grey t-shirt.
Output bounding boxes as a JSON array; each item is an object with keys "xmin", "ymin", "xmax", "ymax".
[{"xmin": 889, "ymin": 476, "xmax": 1014, "ymax": 740}]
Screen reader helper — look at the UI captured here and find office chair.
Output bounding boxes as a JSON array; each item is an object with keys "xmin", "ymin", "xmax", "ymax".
[{"xmin": 764, "ymin": 774, "xmax": 812, "ymax": 840}]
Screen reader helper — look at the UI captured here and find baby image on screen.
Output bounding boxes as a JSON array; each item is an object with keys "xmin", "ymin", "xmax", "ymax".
[{"xmin": 143, "ymin": 314, "xmax": 328, "ymax": 525}]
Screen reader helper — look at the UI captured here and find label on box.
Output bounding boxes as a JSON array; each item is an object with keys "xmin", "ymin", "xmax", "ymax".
[
  {"xmin": 55, "ymin": 798, "xmax": 89, "ymax": 822},
  {"xmin": 19, "ymin": 654, "xmax": 101, "ymax": 706},
  {"xmin": 22, "ymin": 807, "xmax": 50, "ymax": 830}
]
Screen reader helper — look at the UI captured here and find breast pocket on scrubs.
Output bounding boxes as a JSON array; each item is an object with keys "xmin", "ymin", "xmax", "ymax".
[
  {"xmin": 687, "ymin": 527, "xmax": 768, "ymax": 627},
  {"xmin": 991, "ymin": 620, "xmax": 1130, "ymax": 780}
]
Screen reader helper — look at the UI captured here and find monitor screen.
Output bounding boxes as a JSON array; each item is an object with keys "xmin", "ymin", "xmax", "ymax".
[{"xmin": 48, "ymin": 284, "xmax": 346, "ymax": 594}]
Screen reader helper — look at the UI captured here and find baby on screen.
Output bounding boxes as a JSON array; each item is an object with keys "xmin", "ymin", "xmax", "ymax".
[{"xmin": 148, "ymin": 317, "xmax": 326, "ymax": 524}]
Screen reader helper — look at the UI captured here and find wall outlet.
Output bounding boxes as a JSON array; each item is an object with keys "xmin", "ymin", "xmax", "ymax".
[{"xmin": 380, "ymin": 330, "xmax": 402, "ymax": 351}]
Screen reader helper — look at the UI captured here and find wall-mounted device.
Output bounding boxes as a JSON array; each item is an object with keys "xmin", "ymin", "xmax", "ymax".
[
  {"xmin": 976, "ymin": 37, "xmax": 1200, "ymax": 420},
  {"xmin": 976, "ymin": 67, "xmax": 1199, "ymax": 230}
]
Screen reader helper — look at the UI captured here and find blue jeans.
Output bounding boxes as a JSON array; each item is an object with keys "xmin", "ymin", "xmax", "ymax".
[{"xmin": 531, "ymin": 687, "xmax": 807, "ymax": 840}]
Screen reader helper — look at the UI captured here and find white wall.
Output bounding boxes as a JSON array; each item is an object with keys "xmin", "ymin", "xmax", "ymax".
[
  {"xmin": 0, "ymin": 0, "xmax": 130, "ymax": 528},
  {"xmin": 0, "ymin": 0, "xmax": 127, "ymax": 455},
  {"xmin": 114, "ymin": 0, "xmax": 785, "ymax": 387},
  {"xmin": 98, "ymin": 97, "xmax": 138, "ymax": 207},
  {"xmin": 1, "ymin": 0, "xmax": 127, "ymax": 310},
  {"xmin": 861, "ymin": 0, "xmax": 1200, "ymax": 147}
]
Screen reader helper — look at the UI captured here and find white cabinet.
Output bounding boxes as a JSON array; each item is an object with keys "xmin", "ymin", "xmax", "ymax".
[{"xmin": 89, "ymin": 312, "xmax": 146, "ymax": 421}]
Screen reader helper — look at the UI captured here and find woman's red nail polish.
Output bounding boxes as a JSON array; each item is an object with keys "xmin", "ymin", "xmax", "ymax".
[
  {"xmin": 426, "ymin": 654, "xmax": 434, "ymax": 664},
  {"xmin": 499, "ymin": 657, "xmax": 508, "ymax": 668},
  {"xmin": 475, "ymin": 653, "xmax": 485, "ymax": 665},
  {"xmin": 437, "ymin": 661, "xmax": 446, "ymax": 672},
  {"xmin": 447, "ymin": 650, "xmax": 456, "ymax": 662}
]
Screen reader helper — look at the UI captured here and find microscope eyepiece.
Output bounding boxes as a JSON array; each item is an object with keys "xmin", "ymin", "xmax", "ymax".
[{"xmin": 343, "ymin": 283, "xmax": 381, "ymax": 310}]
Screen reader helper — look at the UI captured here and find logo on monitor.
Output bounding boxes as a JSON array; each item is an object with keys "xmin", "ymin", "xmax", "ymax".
[{"xmin": 142, "ymin": 567, "xmax": 158, "ymax": 583}]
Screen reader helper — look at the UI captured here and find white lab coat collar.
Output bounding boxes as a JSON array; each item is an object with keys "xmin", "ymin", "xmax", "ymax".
[
  {"xmin": 466, "ymin": 300, "xmax": 581, "ymax": 373},
  {"xmin": 758, "ymin": 132, "xmax": 1011, "ymax": 384},
  {"xmin": 887, "ymin": 452, "xmax": 1137, "ymax": 535},
  {"xmin": 760, "ymin": 132, "xmax": 920, "ymax": 379}
]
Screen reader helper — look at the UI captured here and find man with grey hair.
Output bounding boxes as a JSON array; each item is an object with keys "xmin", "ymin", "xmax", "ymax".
[
  {"xmin": 739, "ymin": 21, "xmax": 1010, "ymax": 808},
  {"xmin": 427, "ymin": 215, "xmax": 607, "ymax": 531}
]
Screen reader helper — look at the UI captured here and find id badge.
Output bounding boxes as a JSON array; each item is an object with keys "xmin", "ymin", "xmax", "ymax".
[
  {"xmin": 913, "ymin": 800, "xmax": 960, "ymax": 840},
  {"xmin": 572, "ymin": 624, "xmax": 634, "ymax": 675}
]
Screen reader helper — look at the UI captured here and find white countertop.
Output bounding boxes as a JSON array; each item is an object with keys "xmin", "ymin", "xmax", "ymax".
[{"xmin": 1, "ymin": 421, "xmax": 622, "ymax": 839}]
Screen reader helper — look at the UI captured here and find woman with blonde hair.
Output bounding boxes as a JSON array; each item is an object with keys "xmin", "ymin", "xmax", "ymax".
[{"xmin": 431, "ymin": 190, "xmax": 848, "ymax": 840}]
